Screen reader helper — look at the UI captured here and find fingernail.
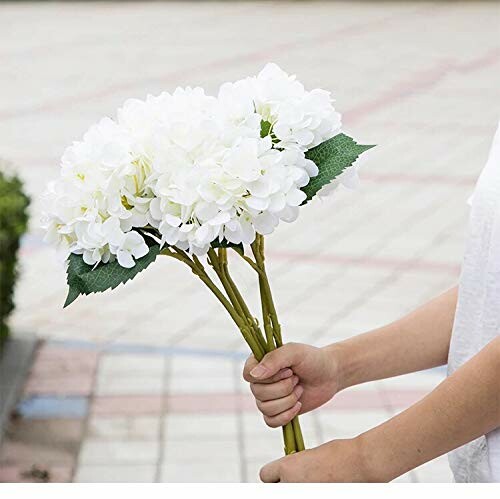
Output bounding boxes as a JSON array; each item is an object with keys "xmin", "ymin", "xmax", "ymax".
[
  {"xmin": 294, "ymin": 385, "xmax": 304, "ymax": 398},
  {"xmin": 250, "ymin": 364, "xmax": 268, "ymax": 378},
  {"xmin": 292, "ymin": 375, "xmax": 299, "ymax": 386}
]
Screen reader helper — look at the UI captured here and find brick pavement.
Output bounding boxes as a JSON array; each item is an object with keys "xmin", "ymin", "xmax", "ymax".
[{"xmin": 1, "ymin": 0, "xmax": 499, "ymax": 483}]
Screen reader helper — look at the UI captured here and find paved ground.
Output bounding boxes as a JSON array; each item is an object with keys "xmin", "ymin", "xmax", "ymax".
[{"xmin": 1, "ymin": 0, "xmax": 499, "ymax": 483}]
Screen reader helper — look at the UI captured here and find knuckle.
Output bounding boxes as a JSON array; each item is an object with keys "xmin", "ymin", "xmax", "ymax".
[
  {"xmin": 255, "ymin": 399, "xmax": 266, "ymax": 414},
  {"xmin": 263, "ymin": 407, "xmax": 274, "ymax": 417},
  {"xmin": 275, "ymin": 413, "xmax": 288, "ymax": 426},
  {"xmin": 264, "ymin": 415, "xmax": 280, "ymax": 428},
  {"xmin": 285, "ymin": 393, "xmax": 297, "ymax": 408},
  {"xmin": 249, "ymin": 383, "xmax": 261, "ymax": 398},
  {"xmin": 284, "ymin": 377, "xmax": 295, "ymax": 392}
]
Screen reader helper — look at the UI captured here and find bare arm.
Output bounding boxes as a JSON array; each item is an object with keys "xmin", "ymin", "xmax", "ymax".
[
  {"xmin": 243, "ymin": 287, "xmax": 459, "ymax": 429},
  {"xmin": 259, "ymin": 333, "xmax": 500, "ymax": 482},
  {"xmin": 334, "ymin": 286, "xmax": 458, "ymax": 390},
  {"xmin": 360, "ymin": 334, "xmax": 500, "ymax": 481}
]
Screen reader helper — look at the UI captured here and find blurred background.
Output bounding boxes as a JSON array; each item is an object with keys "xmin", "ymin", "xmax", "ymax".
[{"xmin": 0, "ymin": 0, "xmax": 499, "ymax": 483}]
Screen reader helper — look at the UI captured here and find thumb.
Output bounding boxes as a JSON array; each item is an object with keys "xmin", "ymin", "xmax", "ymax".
[
  {"xmin": 260, "ymin": 458, "xmax": 282, "ymax": 483},
  {"xmin": 250, "ymin": 343, "xmax": 302, "ymax": 380}
]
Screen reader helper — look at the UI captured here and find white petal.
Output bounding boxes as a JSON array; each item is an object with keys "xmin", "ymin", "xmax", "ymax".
[
  {"xmin": 304, "ymin": 159, "xmax": 318, "ymax": 177},
  {"xmin": 208, "ymin": 211, "xmax": 230, "ymax": 226},
  {"xmin": 83, "ymin": 250, "xmax": 97, "ymax": 266},
  {"xmin": 280, "ymin": 206, "xmax": 299, "ymax": 223},
  {"xmin": 239, "ymin": 218, "xmax": 256, "ymax": 244},
  {"xmin": 286, "ymin": 189, "xmax": 306, "ymax": 207},
  {"xmin": 253, "ymin": 212, "xmax": 278, "ymax": 235},
  {"xmin": 117, "ymin": 250, "xmax": 135, "ymax": 268},
  {"xmin": 165, "ymin": 214, "xmax": 182, "ymax": 227},
  {"xmin": 246, "ymin": 196, "xmax": 270, "ymax": 211},
  {"xmin": 132, "ymin": 242, "xmax": 149, "ymax": 259}
]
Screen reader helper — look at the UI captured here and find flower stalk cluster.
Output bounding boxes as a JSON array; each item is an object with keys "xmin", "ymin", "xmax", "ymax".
[
  {"xmin": 43, "ymin": 64, "xmax": 374, "ymax": 461},
  {"xmin": 163, "ymin": 234, "xmax": 305, "ymax": 455}
]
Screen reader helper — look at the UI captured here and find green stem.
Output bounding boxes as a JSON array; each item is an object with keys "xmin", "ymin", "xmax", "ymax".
[
  {"xmin": 259, "ymin": 278, "xmax": 275, "ymax": 351},
  {"xmin": 164, "ymin": 248, "xmax": 264, "ymax": 360},
  {"xmin": 164, "ymin": 243, "xmax": 305, "ymax": 455},
  {"xmin": 207, "ymin": 248, "xmax": 267, "ymax": 358},
  {"xmin": 292, "ymin": 417, "xmax": 305, "ymax": 452},
  {"xmin": 217, "ymin": 249, "xmax": 268, "ymax": 353},
  {"xmin": 250, "ymin": 235, "xmax": 282, "ymax": 346},
  {"xmin": 251, "ymin": 235, "xmax": 306, "ymax": 455},
  {"xmin": 207, "ymin": 249, "xmax": 245, "ymax": 318},
  {"xmin": 282, "ymin": 423, "xmax": 297, "ymax": 455}
]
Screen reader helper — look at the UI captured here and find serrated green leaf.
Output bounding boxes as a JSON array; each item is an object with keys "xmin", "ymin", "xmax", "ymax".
[
  {"xmin": 302, "ymin": 134, "xmax": 375, "ymax": 203},
  {"xmin": 64, "ymin": 244, "xmax": 161, "ymax": 307}
]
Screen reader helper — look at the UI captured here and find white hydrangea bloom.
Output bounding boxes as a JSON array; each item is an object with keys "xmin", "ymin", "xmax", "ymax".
[
  {"xmin": 42, "ymin": 64, "xmax": 347, "ymax": 267},
  {"xmin": 252, "ymin": 63, "xmax": 342, "ymax": 151}
]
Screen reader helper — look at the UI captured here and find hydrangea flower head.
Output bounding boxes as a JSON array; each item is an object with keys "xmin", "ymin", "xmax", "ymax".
[{"xmin": 41, "ymin": 64, "xmax": 348, "ymax": 267}]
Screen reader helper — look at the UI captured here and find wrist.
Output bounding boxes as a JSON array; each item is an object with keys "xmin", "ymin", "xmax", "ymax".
[
  {"xmin": 322, "ymin": 341, "xmax": 357, "ymax": 392},
  {"xmin": 355, "ymin": 432, "xmax": 391, "ymax": 483},
  {"xmin": 355, "ymin": 427, "xmax": 406, "ymax": 483}
]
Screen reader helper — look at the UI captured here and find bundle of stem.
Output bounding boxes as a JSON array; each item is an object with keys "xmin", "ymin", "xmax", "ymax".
[{"xmin": 162, "ymin": 234, "xmax": 305, "ymax": 455}]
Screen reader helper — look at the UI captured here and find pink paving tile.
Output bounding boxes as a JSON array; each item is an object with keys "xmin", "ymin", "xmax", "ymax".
[
  {"xmin": 28, "ymin": 360, "xmax": 96, "ymax": 379},
  {"xmin": 167, "ymin": 393, "xmax": 239, "ymax": 413},
  {"xmin": 167, "ymin": 391, "xmax": 388, "ymax": 413},
  {"xmin": 35, "ymin": 345, "xmax": 99, "ymax": 363},
  {"xmin": 0, "ymin": 441, "xmax": 76, "ymax": 467},
  {"xmin": 268, "ymin": 250, "xmax": 460, "ymax": 275},
  {"xmin": 91, "ymin": 396, "xmax": 163, "ymax": 416},
  {"xmin": 5, "ymin": 418, "xmax": 84, "ymax": 446},
  {"xmin": 31, "ymin": 346, "xmax": 99, "ymax": 376},
  {"xmin": 0, "ymin": 416, "xmax": 82, "ymax": 481},
  {"xmin": 24, "ymin": 375, "xmax": 94, "ymax": 396},
  {"xmin": 0, "ymin": 465, "xmax": 73, "ymax": 483}
]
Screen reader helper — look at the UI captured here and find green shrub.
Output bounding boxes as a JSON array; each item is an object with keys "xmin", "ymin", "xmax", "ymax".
[{"xmin": 0, "ymin": 167, "xmax": 30, "ymax": 347}]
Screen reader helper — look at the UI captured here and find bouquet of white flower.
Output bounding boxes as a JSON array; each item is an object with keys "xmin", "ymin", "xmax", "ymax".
[{"xmin": 42, "ymin": 63, "xmax": 373, "ymax": 456}]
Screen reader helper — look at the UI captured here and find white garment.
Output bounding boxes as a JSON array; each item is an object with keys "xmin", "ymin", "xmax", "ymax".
[{"xmin": 448, "ymin": 121, "xmax": 500, "ymax": 482}]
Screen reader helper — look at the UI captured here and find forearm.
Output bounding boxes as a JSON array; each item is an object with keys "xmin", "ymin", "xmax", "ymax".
[
  {"xmin": 358, "ymin": 336, "xmax": 500, "ymax": 482},
  {"xmin": 330, "ymin": 286, "xmax": 458, "ymax": 389}
]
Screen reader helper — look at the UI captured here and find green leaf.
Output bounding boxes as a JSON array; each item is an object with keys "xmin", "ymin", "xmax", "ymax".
[
  {"xmin": 260, "ymin": 120, "xmax": 272, "ymax": 138},
  {"xmin": 64, "ymin": 244, "xmax": 161, "ymax": 307},
  {"xmin": 302, "ymin": 134, "xmax": 375, "ymax": 203}
]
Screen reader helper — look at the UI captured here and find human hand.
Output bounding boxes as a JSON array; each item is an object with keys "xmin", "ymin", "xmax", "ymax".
[
  {"xmin": 243, "ymin": 343, "xmax": 342, "ymax": 428},
  {"xmin": 259, "ymin": 438, "xmax": 371, "ymax": 482}
]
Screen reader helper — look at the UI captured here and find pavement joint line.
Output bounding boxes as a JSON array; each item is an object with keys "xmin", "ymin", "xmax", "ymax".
[
  {"xmin": 46, "ymin": 338, "xmax": 249, "ymax": 359},
  {"xmin": 16, "ymin": 389, "xmax": 437, "ymax": 419},
  {"xmin": 154, "ymin": 355, "xmax": 171, "ymax": 482},
  {"xmin": 71, "ymin": 345, "xmax": 101, "ymax": 482},
  {"xmin": 42, "ymin": 338, "xmax": 448, "ymax": 376}
]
